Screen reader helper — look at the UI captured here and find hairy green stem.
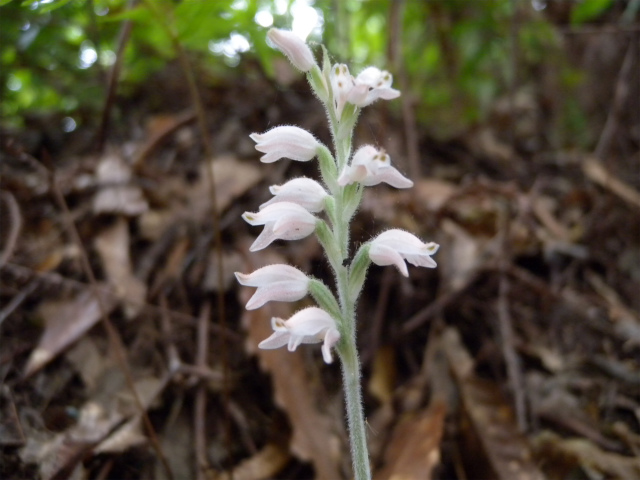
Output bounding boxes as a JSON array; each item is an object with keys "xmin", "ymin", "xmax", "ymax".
[{"xmin": 329, "ymin": 109, "xmax": 370, "ymax": 480}]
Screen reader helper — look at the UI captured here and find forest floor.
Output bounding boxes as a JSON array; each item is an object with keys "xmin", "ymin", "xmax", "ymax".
[{"xmin": 1, "ymin": 25, "xmax": 640, "ymax": 480}]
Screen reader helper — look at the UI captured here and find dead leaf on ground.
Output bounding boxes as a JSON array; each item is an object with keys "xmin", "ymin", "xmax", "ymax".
[
  {"xmin": 210, "ymin": 443, "xmax": 291, "ymax": 480},
  {"xmin": 239, "ymin": 247, "xmax": 343, "ymax": 480},
  {"xmin": 374, "ymin": 398, "xmax": 447, "ymax": 480},
  {"xmin": 442, "ymin": 327, "xmax": 546, "ymax": 480},
  {"xmin": 94, "ymin": 217, "xmax": 147, "ymax": 318},
  {"xmin": 93, "ymin": 152, "xmax": 149, "ymax": 216},
  {"xmin": 0, "ymin": 385, "xmax": 25, "ymax": 446},
  {"xmin": 24, "ymin": 287, "xmax": 117, "ymax": 377},
  {"xmin": 533, "ymin": 430, "xmax": 640, "ymax": 480}
]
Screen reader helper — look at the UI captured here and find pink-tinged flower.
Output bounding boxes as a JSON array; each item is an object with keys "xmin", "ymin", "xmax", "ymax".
[
  {"xmin": 369, "ymin": 229, "xmax": 439, "ymax": 277},
  {"xmin": 267, "ymin": 28, "xmax": 316, "ymax": 72},
  {"xmin": 347, "ymin": 67, "xmax": 400, "ymax": 107},
  {"xmin": 235, "ymin": 264, "xmax": 309, "ymax": 310},
  {"xmin": 330, "ymin": 63, "xmax": 355, "ymax": 118},
  {"xmin": 337, "ymin": 145, "xmax": 413, "ymax": 189},
  {"xmin": 258, "ymin": 307, "xmax": 341, "ymax": 364},
  {"xmin": 250, "ymin": 126, "xmax": 320, "ymax": 163},
  {"xmin": 260, "ymin": 177, "xmax": 329, "ymax": 213},
  {"xmin": 242, "ymin": 202, "xmax": 317, "ymax": 252}
]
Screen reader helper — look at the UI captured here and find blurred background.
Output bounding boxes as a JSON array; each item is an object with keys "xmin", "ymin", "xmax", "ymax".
[{"xmin": 1, "ymin": 1, "xmax": 639, "ymax": 479}]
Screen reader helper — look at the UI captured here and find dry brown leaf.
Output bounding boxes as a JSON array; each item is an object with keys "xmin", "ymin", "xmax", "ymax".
[
  {"xmin": 412, "ymin": 178, "xmax": 457, "ymax": 211},
  {"xmin": 94, "ymin": 217, "xmax": 147, "ymax": 318},
  {"xmin": 204, "ymin": 249, "xmax": 245, "ymax": 291},
  {"xmin": 368, "ymin": 345, "xmax": 396, "ymax": 405},
  {"xmin": 93, "ymin": 153, "xmax": 148, "ymax": 216},
  {"xmin": 439, "ymin": 219, "xmax": 483, "ymax": 290},
  {"xmin": 24, "ymin": 287, "xmax": 117, "ymax": 377},
  {"xmin": 210, "ymin": 443, "xmax": 291, "ymax": 480},
  {"xmin": 533, "ymin": 430, "xmax": 640, "ymax": 480},
  {"xmin": 374, "ymin": 398, "xmax": 447, "ymax": 480},
  {"xmin": 240, "ymin": 249, "xmax": 342, "ymax": 480},
  {"xmin": 442, "ymin": 327, "xmax": 546, "ymax": 480}
]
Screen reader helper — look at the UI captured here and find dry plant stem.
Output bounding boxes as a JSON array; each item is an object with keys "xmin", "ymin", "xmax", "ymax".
[
  {"xmin": 195, "ymin": 302, "xmax": 211, "ymax": 479},
  {"xmin": 47, "ymin": 165, "xmax": 174, "ymax": 480}
]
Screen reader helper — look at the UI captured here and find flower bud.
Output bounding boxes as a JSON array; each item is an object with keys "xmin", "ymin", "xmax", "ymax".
[{"xmin": 267, "ymin": 28, "xmax": 316, "ymax": 72}]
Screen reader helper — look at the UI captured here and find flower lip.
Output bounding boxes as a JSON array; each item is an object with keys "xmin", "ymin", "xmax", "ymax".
[
  {"xmin": 250, "ymin": 126, "xmax": 320, "ymax": 163},
  {"xmin": 369, "ymin": 229, "xmax": 439, "ymax": 277},
  {"xmin": 235, "ymin": 264, "xmax": 310, "ymax": 310},
  {"xmin": 258, "ymin": 307, "xmax": 340, "ymax": 363},
  {"xmin": 267, "ymin": 28, "xmax": 316, "ymax": 72}
]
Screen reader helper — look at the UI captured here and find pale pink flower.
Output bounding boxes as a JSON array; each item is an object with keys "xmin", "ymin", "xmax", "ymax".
[
  {"xmin": 337, "ymin": 145, "xmax": 413, "ymax": 188},
  {"xmin": 258, "ymin": 307, "xmax": 341, "ymax": 364},
  {"xmin": 260, "ymin": 177, "xmax": 329, "ymax": 213},
  {"xmin": 347, "ymin": 67, "xmax": 400, "ymax": 107},
  {"xmin": 369, "ymin": 229, "xmax": 439, "ymax": 277},
  {"xmin": 267, "ymin": 28, "xmax": 316, "ymax": 72},
  {"xmin": 235, "ymin": 264, "xmax": 309, "ymax": 310},
  {"xmin": 250, "ymin": 126, "xmax": 320, "ymax": 163},
  {"xmin": 242, "ymin": 202, "xmax": 317, "ymax": 251}
]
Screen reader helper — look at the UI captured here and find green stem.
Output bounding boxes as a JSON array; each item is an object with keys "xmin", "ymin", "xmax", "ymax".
[
  {"xmin": 329, "ymin": 108, "xmax": 370, "ymax": 479},
  {"xmin": 337, "ymin": 334, "xmax": 370, "ymax": 480}
]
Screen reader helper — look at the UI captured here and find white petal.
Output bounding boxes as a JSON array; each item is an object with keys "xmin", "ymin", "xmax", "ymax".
[
  {"xmin": 369, "ymin": 243, "xmax": 409, "ymax": 277},
  {"xmin": 360, "ymin": 166, "xmax": 413, "ymax": 188},
  {"xmin": 260, "ymin": 177, "xmax": 328, "ymax": 212}
]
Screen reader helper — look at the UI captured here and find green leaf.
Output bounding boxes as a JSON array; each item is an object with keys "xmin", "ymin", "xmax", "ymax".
[
  {"xmin": 571, "ymin": 0, "xmax": 613, "ymax": 25},
  {"xmin": 348, "ymin": 244, "xmax": 371, "ymax": 302},
  {"xmin": 308, "ymin": 279, "xmax": 342, "ymax": 324}
]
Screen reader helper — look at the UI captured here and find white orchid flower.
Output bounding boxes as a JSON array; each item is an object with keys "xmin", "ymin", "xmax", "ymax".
[
  {"xmin": 369, "ymin": 229, "xmax": 439, "ymax": 277},
  {"xmin": 337, "ymin": 145, "xmax": 413, "ymax": 188},
  {"xmin": 235, "ymin": 264, "xmax": 309, "ymax": 310},
  {"xmin": 242, "ymin": 202, "xmax": 317, "ymax": 252},
  {"xmin": 267, "ymin": 28, "xmax": 316, "ymax": 72},
  {"xmin": 258, "ymin": 307, "xmax": 341, "ymax": 364},
  {"xmin": 250, "ymin": 126, "xmax": 320, "ymax": 163},
  {"xmin": 347, "ymin": 66, "xmax": 400, "ymax": 107},
  {"xmin": 260, "ymin": 177, "xmax": 329, "ymax": 213}
]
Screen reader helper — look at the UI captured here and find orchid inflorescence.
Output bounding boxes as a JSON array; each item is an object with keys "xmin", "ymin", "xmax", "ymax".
[{"xmin": 235, "ymin": 28, "xmax": 439, "ymax": 480}]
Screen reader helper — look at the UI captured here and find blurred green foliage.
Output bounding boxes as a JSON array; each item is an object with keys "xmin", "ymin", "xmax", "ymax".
[{"xmin": 0, "ymin": 0, "xmax": 609, "ymax": 147}]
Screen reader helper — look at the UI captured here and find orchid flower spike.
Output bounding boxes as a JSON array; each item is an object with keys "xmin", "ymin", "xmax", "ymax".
[
  {"xmin": 267, "ymin": 28, "xmax": 316, "ymax": 72},
  {"xmin": 258, "ymin": 307, "xmax": 341, "ymax": 364},
  {"xmin": 347, "ymin": 67, "xmax": 400, "ymax": 107},
  {"xmin": 250, "ymin": 126, "xmax": 321, "ymax": 163},
  {"xmin": 338, "ymin": 145, "xmax": 413, "ymax": 188},
  {"xmin": 369, "ymin": 229, "xmax": 439, "ymax": 277},
  {"xmin": 242, "ymin": 201, "xmax": 317, "ymax": 252},
  {"xmin": 235, "ymin": 264, "xmax": 309, "ymax": 310},
  {"xmin": 260, "ymin": 177, "xmax": 329, "ymax": 213}
]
